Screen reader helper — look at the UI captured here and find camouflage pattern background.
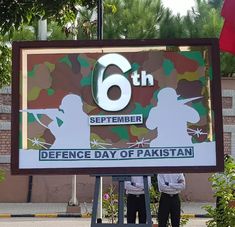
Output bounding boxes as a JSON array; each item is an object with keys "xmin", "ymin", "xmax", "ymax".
[{"xmin": 19, "ymin": 49, "xmax": 213, "ymax": 151}]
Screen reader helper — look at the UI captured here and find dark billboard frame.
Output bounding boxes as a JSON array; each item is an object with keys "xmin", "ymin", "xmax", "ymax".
[{"xmin": 11, "ymin": 38, "xmax": 224, "ymax": 175}]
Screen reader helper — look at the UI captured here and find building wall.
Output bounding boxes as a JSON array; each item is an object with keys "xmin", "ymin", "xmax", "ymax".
[
  {"xmin": 0, "ymin": 78, "xmax": 235, "ymax": 202},
  {"xmin": 222, "ymin": 78, "xmax": 235, "ymax": 158}
]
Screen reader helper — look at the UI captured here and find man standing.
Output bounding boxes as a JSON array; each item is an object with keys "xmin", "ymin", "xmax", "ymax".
[
  {"xmin": 157, "ymin": 173, "xmax": 186, "ymax": 227},
  {"xmin": 125, "ymin": 176, "xmax": 151, "ymax": 223}
]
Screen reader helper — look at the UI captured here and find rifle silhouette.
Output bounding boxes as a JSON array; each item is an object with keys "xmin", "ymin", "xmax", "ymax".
[
  {"xmin": 178, "ymin": 96, "xmax": 202, "ymax": 104},
  {"xmin": 20, "ymin": 108, "xmax": 61, "ymax": 129}
]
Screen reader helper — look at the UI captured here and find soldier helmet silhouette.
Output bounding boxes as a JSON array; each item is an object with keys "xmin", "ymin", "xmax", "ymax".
[
  {"xmin": 59, "ymin": 94, "xmax": 83, "ymax": 113},
  {"xmin": 157, "ymin": 87, "xmax": 180, "ymax": 103}
]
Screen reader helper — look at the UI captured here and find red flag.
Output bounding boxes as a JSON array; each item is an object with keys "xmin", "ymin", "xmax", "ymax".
[
  {"xmin": 219, "ymin": 0, "xmax": 235, "ymax": 55},
  {"xmin": 221, "ymin": 0, "xmax": 235, "ymax": 26},
  {"xmin": 219, "ymin": 21, "xmax": 235, "ymax": 55}
]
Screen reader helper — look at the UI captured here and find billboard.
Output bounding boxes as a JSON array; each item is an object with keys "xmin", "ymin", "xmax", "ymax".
[{"xmin": 11, "ymin": 39, "xmax": 224, "ymax": 174}]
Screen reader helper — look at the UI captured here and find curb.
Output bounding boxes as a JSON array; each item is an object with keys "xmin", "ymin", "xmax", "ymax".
[
  {"xmin": 0, "ymin": 213, "xmax": 91, "ymax": 218},
  {"xmin": 151, "ymin": 214, "xmax": 209, "ymax": 219},
  {"xmin": 0, "ymin": 213, "xmax": 208, "ymax": 218},
  {"xmin": 181, "ymin": 214, "xmax": 209, "ymax": 218}
]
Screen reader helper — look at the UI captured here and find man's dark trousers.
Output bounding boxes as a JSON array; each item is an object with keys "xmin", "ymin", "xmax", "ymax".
[
  {"xmin": 158, "ymin": 193, "xmax": 181, "ymax": 227},
  {"xmin": 127, "ymin": 194, "xmax": 146, "ymax": 223}
]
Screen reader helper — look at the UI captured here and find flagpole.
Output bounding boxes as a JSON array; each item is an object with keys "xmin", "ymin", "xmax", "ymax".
[
  {"xmin": 96, "ymin": 0, "xmax": 103, "ymax": 223},
  {"xmin": 97, "ymin": 0, "xmax": 103, "ymax": 40}
]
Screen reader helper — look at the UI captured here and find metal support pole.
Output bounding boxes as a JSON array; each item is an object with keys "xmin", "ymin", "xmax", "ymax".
[
  {"xmin": 69, "ymin": 175, "xmax": 78, "ymax": 205},
  {"xmin": 96, "ymin": 0, "xmax": 103, "ymax": 222},
  {"xmin": 91, "ymin": 176, "xmax": 101, "ymax": 225},
  {"xmin": 67, "ymin": 11, "xmax": 80, "ymax": 208},
  {"xmin": 143, "ymin": 175, "xmax": 152, "ymax": 224},
  {"xmin": 38, "ymin": 19, "xmax": 47, "ymax": 40},
  {"xmin": 96, "ymin": 176, "xmax": 103, "ymax": 222},
  {"xmin": 68, "ymin": 10, "xmax": 79, "ymax": 208},
  {"xmin": 116, "ymin": 176, "xmax": 127, "ymax": 225}
]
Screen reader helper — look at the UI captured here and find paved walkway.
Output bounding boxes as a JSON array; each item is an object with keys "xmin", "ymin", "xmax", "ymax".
[
  {"xmin": 0, "ymin": 202, "xmax": 215, "ymax": 215},
  {"xmin": 0, "ymin": 202, "xmax": 214, "ymax": 227},
  {"xmin": 0, "ymin": 217, "xmax": 211, "ymax": 227}
]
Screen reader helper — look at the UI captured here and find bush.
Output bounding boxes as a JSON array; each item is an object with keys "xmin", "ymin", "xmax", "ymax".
[
  {"xmin": 103, "ymin": 184, "xmax": 119, "ymax": 223},
  {"xmin": 204, "ymin": 155, "xmax": 235, "ymax": 227},
  {"xmin": 0, "ymin": 169, "xmax": 5, "ymax": 182}
]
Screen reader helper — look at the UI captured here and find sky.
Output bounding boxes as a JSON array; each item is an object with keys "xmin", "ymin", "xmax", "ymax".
[{"xmin": 161, "ymin": 0, "xmax": 196, "ymax": 16}]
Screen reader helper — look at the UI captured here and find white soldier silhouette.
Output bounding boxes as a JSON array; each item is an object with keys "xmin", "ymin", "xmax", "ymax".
[
  {"xmin": 23, "ymin": 94, "xmax": 90, "ymax": 149},
  {"xmin": 146, "ymin": 87, "xmax": 200, "ymax": 146}
]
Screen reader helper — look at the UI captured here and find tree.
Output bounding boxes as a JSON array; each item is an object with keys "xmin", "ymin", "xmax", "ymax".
[
  {"xmin": 208, "ymin": 0, "xmax": 224, "ymax": 9},
  {"xmin": 183, "ymin": 0, "xmax": 223, "ymax": 38},
  {"xmin": 104, "ymin": 0, "xmax": 164, "ymax": 39},
  {"xmin": 183, "ymin": 0, "xmax": 235, "ymax": 77},
  {"xmin": 48, "ymin": 21, "xmax": 74, "ymax": 40},
  {"xmin": 220, "ymin": 53, "xmax": 235, "ymax": 77},
  {"xmin": 0, "ymin": 42, "xmax": 11, "ymax": 88},
  {"xmin": 68, "ymin": 6, "xmax": 97, "ymax": 40},
  {"xmin": 0, "ymin": 0, "xmax": 96, "ymax": 37},
  {"xmin": 11, "ymin": 26, "xmax": 36, "ymax": 41},
  {"xmin": 159, "ymin": 10, "xmax": 185, "ymax": 39},
  {"xmin": 0, "ymin": 0, "xmax": 98, "ymax": 88}
]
